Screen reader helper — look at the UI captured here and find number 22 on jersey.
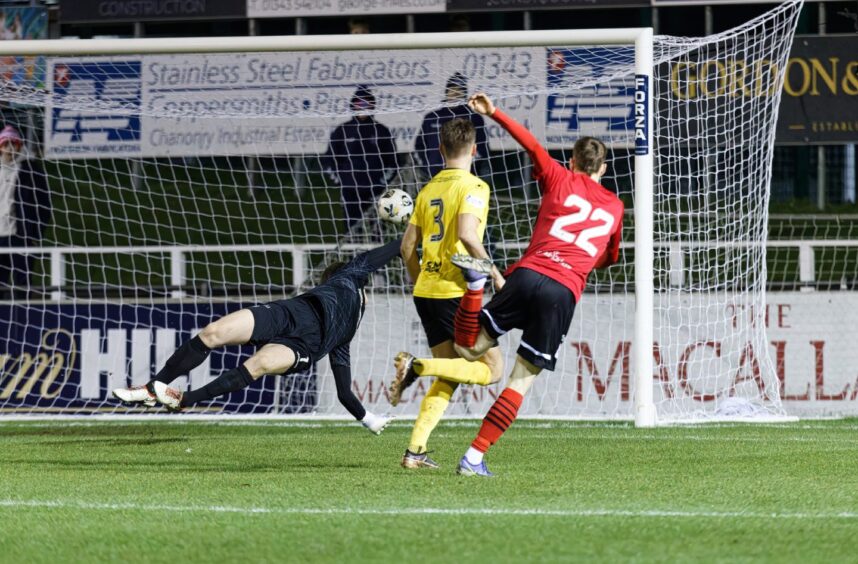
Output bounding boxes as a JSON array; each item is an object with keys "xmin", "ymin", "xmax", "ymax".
[{"xmin": 548, "ymin": 194, "xmax": 615, "ymax": 257}]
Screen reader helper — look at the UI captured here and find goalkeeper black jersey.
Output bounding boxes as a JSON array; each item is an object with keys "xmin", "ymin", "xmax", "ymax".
[{"xmin": 299, "ymin": 238, "xmax": 401, "ymax": 369}]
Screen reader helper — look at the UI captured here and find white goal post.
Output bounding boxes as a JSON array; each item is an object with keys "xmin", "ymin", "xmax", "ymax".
[{"xmin": 0, "ymin": 1, "xmax": 803, "ymax": 424}]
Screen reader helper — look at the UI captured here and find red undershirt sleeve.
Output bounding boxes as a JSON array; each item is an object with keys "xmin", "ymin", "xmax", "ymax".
[{"xmin": 491, "ymin": 109, "xmax": 562, "ymax": 192}]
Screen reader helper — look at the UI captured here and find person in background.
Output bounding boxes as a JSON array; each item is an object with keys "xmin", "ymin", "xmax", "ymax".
[
  {"xmin": 449, "ymin": 14, "xmax": 471, "ymax": 32},
  {"xmin": 348, "ymin": 17, "xmax": 370, "ymax": 34},
  {"xmin": 0, "ymin": 125, "xmax": 49, "ymax": 297},
  {"xmin": 324, "ymin": 87, "xmax": 398, "ymax": 236},
  {"xmin": 415, "ymin": 73, "xmax": 489, "ymax": 180}
]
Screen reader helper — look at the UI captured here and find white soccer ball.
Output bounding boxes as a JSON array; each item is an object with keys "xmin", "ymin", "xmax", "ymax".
[{"xmin": 377, "ymin": 189, "xmax": 414, "ymax": 225}]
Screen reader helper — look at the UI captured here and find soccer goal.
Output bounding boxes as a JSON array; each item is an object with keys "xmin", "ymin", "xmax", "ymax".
[{"xmin": 0, "ymin": 0, "xmax": 803, "ymax": 424}]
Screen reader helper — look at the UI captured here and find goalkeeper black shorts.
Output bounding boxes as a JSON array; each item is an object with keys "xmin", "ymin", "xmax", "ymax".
[{"xmin": 247, "ymin": 297, "xmax": 321, "ymax": 375}]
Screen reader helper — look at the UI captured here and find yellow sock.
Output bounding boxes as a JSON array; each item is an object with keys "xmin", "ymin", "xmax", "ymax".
[
  {"xmin": 413, "ymin": 358, "xmax": 492, "ymax": 386},
  {"xmin": 408, "ymin": 379, "xmax": 457, "ymax": 453}
]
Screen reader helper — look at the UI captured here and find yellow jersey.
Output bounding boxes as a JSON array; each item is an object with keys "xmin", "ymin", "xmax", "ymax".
[{"xmin": 411, "ymin": 168, "xmax": 490, "ymax": 299}]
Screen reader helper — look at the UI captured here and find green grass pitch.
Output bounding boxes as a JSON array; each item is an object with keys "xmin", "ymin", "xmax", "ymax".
[{"xmin": 2, "ymin": 419, "xmax": 858, "ymax": 563}]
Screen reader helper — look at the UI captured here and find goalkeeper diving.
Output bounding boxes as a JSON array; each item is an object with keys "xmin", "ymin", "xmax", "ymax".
[{"xmin": 112, "ymin": 240, "xmax": 402, "ymax": 434}]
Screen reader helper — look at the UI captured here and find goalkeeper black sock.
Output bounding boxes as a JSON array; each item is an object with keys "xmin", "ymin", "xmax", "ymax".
[
  {"xmin": 147, "ymin": 335, "xmax": 211, "ymax": 391},
  {"xmin": 181, "ymin": 364, "xmax": 254, "ymax": 407}
]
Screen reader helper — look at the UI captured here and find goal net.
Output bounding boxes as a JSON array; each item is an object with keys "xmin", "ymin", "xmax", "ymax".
[{"xmin": 0, "ymin": 1, "xmax": 802, "ymax": 422}]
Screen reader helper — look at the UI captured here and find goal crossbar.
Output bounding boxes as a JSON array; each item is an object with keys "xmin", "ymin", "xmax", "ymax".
[{"xmin": 0, "ymin": 28, "xmax": 652, "ymax": 56}]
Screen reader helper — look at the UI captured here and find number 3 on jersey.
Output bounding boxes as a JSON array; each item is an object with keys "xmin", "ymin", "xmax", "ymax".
[
  {"xmin": 548, "ymin": 194, "xmax": 615, "ymax": 257},
  {"xmin": 429, "ymin": 198, "xmax": 444, "ymax": 242}
]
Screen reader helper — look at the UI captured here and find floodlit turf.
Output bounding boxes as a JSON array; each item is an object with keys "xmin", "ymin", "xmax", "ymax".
[{"xmin": 2, "ymin": 419, "xmax": 858, "ymax": 563}]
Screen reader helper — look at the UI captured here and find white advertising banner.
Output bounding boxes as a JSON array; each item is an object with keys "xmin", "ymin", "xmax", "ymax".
[
  {"xmin": 247, "ymin": 0, "xmax": 446, "ymax": 18},
  {"xmin": 140, "ymin": 50, "xmax": 444, "ymax": 157},
  {"xmin": 316, "ymin": 291, "xmax": 858, "ymax": 419},
  {"xmin": 45, "ymin": 47, "xmax": 639, "ymax": 159}
]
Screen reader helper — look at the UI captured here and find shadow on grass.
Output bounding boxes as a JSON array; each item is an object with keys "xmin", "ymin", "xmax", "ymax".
[
  {"xmin": 2, "ymin": 451, "xmax": 370, "ymax": 472},
  {"xmin": 1, "ymin": 458, "xmax": 283, "ymax": 473},
  {"xmin": 32, "ymin": 437, "xmax": 188, "ymax": 447},
  {"xmin": 0, "ymin": 427, "xmax": 187, "ymax": 438}
]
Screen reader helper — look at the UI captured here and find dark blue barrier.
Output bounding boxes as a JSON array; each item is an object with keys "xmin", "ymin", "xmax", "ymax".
[{"xmin": 0, "ymin": 302, "xmax": 317, "ymax": 414}]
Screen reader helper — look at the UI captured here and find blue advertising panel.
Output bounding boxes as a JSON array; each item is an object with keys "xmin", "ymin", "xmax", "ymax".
[
  {"xmin": 0, "ymin": 303, "xmax": 317, "ymax": 415},
  {"xmin": 48, "ymin": 60, "xmax": 143, "ymax": 158},
  {"xmin": 545, "ymin": 46, "xmax": 637, "ymax": 148}
]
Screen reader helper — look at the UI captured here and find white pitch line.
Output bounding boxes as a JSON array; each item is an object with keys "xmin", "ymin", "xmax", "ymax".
[
  {"xmin": 427, "ymin": 432, "xmax": 858, "ymax": 445},
  {"xmin": 1, "ymin": 499, "xmax": 858, "ymax": 520}
]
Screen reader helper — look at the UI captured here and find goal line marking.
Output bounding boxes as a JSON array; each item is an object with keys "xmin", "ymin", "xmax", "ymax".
[
  {"xmin": 2, "ymin": 499, "xmax": 857, "ymax": 520},
  {"xmin": 1, "ymin": 419, "xmax": 850, "ymax": 430}
]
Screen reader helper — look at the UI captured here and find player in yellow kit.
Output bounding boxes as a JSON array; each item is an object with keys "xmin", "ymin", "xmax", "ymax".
[{"xmin": 391, "ymin": 118, "xmax": 505, "ymax": 469}]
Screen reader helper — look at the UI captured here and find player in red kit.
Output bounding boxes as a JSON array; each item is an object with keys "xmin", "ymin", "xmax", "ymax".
[{"xmin": 452, "ymin": 93, "xmax": 624, "ymax": 477}]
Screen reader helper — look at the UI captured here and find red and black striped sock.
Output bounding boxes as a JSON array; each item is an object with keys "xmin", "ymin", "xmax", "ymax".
[
  {"xmin": 454, "ymin": 288, "xmax": 484, "ymax": 347},
  {"xmin": 471, "ymin": 388, "xmax": 524, "ymax": 453}
]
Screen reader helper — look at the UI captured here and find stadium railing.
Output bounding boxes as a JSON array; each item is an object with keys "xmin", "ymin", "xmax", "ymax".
[{"xmin": 1, "ymin": 238, "xmax": 855, "ymax": 300}]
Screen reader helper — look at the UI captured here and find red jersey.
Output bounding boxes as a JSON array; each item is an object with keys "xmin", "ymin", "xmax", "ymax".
[{"xmin": 492, "ymin": 109, "xmax": 624, "ymax": 301}]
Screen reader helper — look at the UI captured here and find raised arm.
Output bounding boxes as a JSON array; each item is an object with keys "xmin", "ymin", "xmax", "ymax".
[
  {"xmin": 468, "ymin": 93, "xmax": 555, "ymax": 178},
  {"xmin": 332, "ymin": 238, "xmax": 404, "ymax": 288},
  {"xmin": 360, "ymin": 237, "xmax": 403, "ymax": 272}
]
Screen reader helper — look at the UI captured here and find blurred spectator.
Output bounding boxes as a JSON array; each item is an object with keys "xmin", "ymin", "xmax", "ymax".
[
  {"xmin": 0, "ymin": 125, "xmax": 49, "ymax": 296},
  {"xmin": 415, "ymin": 72, "xmax": 488, "ymax": 179},
  {"xmin": 449, "ymin": 14, "xmax": 471, "ymax": 32},
  {"xmin": 0, "ymin": 13, "xmax": 23, "ymax": 41},
  {"xmin": 348, "ymin": 18, "xmax": 370, "ymax": 34},
  {"xmin": 323, "ymin": 87, "xmax": 398, "ymax": 235}
]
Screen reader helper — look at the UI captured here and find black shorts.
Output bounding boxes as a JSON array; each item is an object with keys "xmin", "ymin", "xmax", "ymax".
[
  {"xmin": 247, "ymin": 297, "xmax": 321, "ymax": 375},
  {"xmin": 414, "ymin": 296, "xmax": 461, "ymax": 348},
  {"xmin": 480, "ymin": 268, "xmax": 576, "ymax": 371}
]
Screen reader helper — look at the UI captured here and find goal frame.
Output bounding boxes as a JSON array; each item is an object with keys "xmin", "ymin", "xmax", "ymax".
[{"xmin": 0, "ymin": 28, "xmax": 657, "ymax": 427}]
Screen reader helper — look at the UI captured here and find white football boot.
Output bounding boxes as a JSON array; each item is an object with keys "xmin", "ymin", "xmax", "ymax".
[
  {"xmin": 152, "ymin": 381, "xmax": 184, "ymax": 412},
  {"xmin": 361, "ymin": 413, "xmax": 394, "ymax": 435},
  {"xmin": 112, "ymin": 385, "xmax": 157, "ymax": 408}
]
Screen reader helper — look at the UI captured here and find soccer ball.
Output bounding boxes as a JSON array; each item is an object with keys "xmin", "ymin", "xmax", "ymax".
[{"xmin": 377, "ymin": 189, "xmax": 414, "ymax": 225}]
